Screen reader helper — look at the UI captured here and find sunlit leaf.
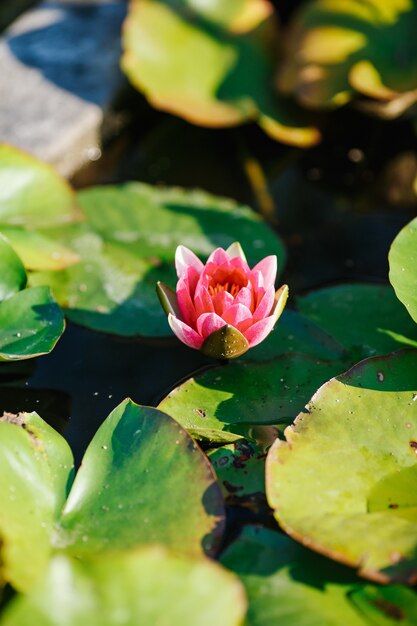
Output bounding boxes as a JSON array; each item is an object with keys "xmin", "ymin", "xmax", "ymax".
[{"xmin": 267, "ymin": 349, "xmax": 417, "ymax": 583}]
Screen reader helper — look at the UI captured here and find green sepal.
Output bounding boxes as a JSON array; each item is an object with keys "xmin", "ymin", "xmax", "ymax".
[
  {"xmin": 156, "ymin": 281, "xmax": 180, "ymax": 317},
  {"xmin": 202, "ymin": 325, "xmax": 249, "ymax": 359}
]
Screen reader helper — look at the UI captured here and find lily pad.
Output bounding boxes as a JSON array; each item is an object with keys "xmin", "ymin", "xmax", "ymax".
[
  {"xmin": 279, "ymin": 0, "xmax": 417, "ymax": 114},
  {"xmin": 30, "ymin": 183, "xmax": 285, "ymax": 337},
  {"xmin": 350, "ymin": 584, "xmax": 417, "ymax": 625},
  {"xmin": 0, "ymin": 227, "xmax": 79, "ymax": 271},
  {"xmin": 0, "ymin": 144, "xmax": 79, "ymax": 227},
  {"xmin": 297, "ymin": 284, "xmax": 417, "ymax": 360},
  {"xmin": 0, "ymin": 287, "xmax": 65, "ymax": 361},
  {"xmin": 0, "ymin": 233, "xmax": 26, "ymax": 301},
  {"xmin": 0, "ymin": 411, "xmax": 73, "ymax": 591},
  {"xmin": 58, "ymin": 399, "xmax": 225, "ymax": 558},
  {"xmin": 221, "ymin": 526, "xmax": 371, "ymax": 626},
  {"xmin": 121, "ymin": 0, "xmax": 320, "ymax": 147},
  {"xmin": 208, "ymin": 439, "xmax": 267, "ymax": 510},
  {"xmin": 2, "ymin": 548, "xmax": 246, "ymax": 626},
  {"xmin": 389, "ymin": 217, "xmax": 417, "ymax": 323},
  {"xmin": 158, "ymin": 353, "xmax": 342, "ymax": 443},
  {"xmin": 266, "ymin": 349, "xmax": 417, "ymax": 583},
  {"xmin": 243, "ymin": 308, "xmax": 345, "ymax": 362}
]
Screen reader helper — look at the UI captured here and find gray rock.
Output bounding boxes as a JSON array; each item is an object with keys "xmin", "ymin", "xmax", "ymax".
[{"xmin": 0, "ymin": 0, "xmax": 127, "ymax": 177}]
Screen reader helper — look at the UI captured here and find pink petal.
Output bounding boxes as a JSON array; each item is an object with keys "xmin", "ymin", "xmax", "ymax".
[
  {"xmin": 197, "ymin": 312, "xmax": 227, "ymax": 339},
  {"xmin": 234, "ymin": 285, "xmax": 253, "ymax": 310},
  {"xmin": 194, "ymin": 284, "xmax": 214, "ymax": 317},
  {"xmin": 230, "ymin": 256, "xmax": 250, "ymax": 273},
  {"xmin": 212, "ymin": 290, "xmax": 234, "ymax": 316},
  {"xmin": 175, "ymin": 245, "xmax": 204, "ymax": 279},
  {"xmin": 206, "ymin": 248, "xmax": 230, "ymax": 266},
  {"xmin": 222, "ymin": 304, "xmax": 252, "ymax": 329},
  {"xmin": 252, "ymin": 256, "xmax": 277, "ymax": 289},
  {"xmin": 251, "ymin": 269, "xmax": 264, "ymax": 293},
  {"xmin": 176, "ymin": 278, "xmax": 197, "ymax": 326},
  {"xmin": 243, "ymin": 315, "xmax": 276, "ymax": 348},
  {"xmin": 253, "ymin": 286, "xmax": 275, "ymax": 321},
  {"xmin": 168, "ymin": 314, "xmax": 203, "ymax": 349}
]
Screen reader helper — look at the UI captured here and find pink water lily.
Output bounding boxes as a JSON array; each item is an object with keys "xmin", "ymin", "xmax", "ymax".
[{"xmin": 157, "ymin": 243, "xmax": 288, "ymax": 359}]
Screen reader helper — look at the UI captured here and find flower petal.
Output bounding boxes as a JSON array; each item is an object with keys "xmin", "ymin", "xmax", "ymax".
[
  {"xmin": 222, "ymin": 303, "xmax": 252, "ymax": 329},
  {"xmin": 175, "ymin": 245, "xmax": 204, "ymax": 279},
  {"xmin": 194, "ymin": 284, "xmax": 214, "ymax": 317},
  {"xmin": 177, "ymin": 278, "xmax": 197, "ymax": 326},
  {"xmin": 206, "ymin": 247, "xmax": 230, "ymax": 266},
  {"xmin": 252, "ymin": 255, "xmax": 277, "ymax": 289},
  {"xmin": 197, "ymin": 312, "xmax": 227, "ymax": 339},
  {"xmin": 168, "ymin": 314, "xmax": 203, "ymax": 349},
  {"xmin": 271, "ymin": 284, "xmax": 289, "ymax": 323},
  {"xmin": 226, "ymin": 242, "xmax": 247, "ymax": 263},
  {"xmin": 212, "ymin": 290, "xmax": 233, "ymax": 316},
  {"xmin": 242, "ymin": 315, "xmax": 276, "ymax": 347},
  {"xmin": 234, "ymin": 285, "xmax": 253, "ymax": 310},
  {"xmin": 253, "ymin": 285, "xmax": 275, "ymax": 321}
]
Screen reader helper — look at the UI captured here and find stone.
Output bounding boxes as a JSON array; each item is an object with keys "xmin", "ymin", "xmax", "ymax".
[{"xmin": 0, "ymin": 0, "xmax": 127, "ymax": 177}]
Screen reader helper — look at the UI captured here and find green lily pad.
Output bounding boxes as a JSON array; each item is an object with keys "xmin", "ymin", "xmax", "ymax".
[
  {"xmin": 0, "ymin": 144, "xmax": 79, "ymax": 227},
  {"xmin": 266, "ymin": 349, "xmax": 417, "ymax": 583},
  {"xmin": 158, "ymin": 353, "xmax": 342, "ymax": 443},
  {"xmin": 0, "ymin": 227, "xmax": 79, "ymax": 271},
  {"xmin": 121, "ymin": 0, "xmax": 320, "ymax": 147},
  {"xmin": 221, "ymin": 526, "xmax": 371, "ymax": 626},
  {"xmin": 2, "ymin": 548, "xmax": 246, "ymax": 626},
  {"xmin": 243, "ymin": 309, "xmax": 345, "ymax": 362},
  {"xmin": 297, "ymin": 284, "xmax": 417, "ymax": 361},
  {"xmin": 208, "ymin": 439, "xmax": 267, "ymax": 510},
  {"xmin": 30, "ymin": 183, "xmax": 285, "ymax": 337},
  {"xmin": 350, "ymin": 584, "xmax": 417, "ymax": 625},
  {"xmin": 58, "ymin": 399, "xmax": 224, "ymax": 558},
  {"xmin": 0, "ymin": 411, "xmax": 73, "ymax": 591},
  {"xmin": 0, "ymin": 287, "xmax": 65, "ymax": 361},
  {"xmin": 279, "ymin": 0, "xmax": 417, "ymax": 114},
  {"xmin": 389, "ymin": 217, "xmax": 417, "ymax": 324},
  {"xmin": 0, "ymin": 234, "xmax": 27, "ymax": 301}
]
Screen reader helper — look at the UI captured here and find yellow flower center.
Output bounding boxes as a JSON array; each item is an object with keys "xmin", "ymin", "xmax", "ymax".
[{"xmin": 208, "ymin": 282, "xmax": 240, "ymax": 297}]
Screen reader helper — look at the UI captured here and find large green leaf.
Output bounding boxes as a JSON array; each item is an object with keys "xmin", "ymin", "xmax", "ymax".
[
  {"xmin": 243, "ymin": 309, "xmax": 345, "ymax": 362},
  {"xmin": 2, "ymin": 548, "xmax": 246, "ymax": 626},
  {"xmin": 0, "ymin": 411, "xmax": 73, "ymax": 591},
  {"xmin": 0, "ymin": 234, "xmax": 27, "ymax": 301},
  {"xmin": 0, "ymin": 287, "xmax": 65, "ymax": 361},
  {"xmin": 0, "ymin": 227, "xmax": 79, "ymax": 271},
  {"xmin": 221, "ymin": 526, "xmax": 371, "ymax": 626},
  {"xmin": 158, "ymin": 354, "xmax": 342, "ymax": 443},
  {"xmin": 30, "ymin": 183, "xmax": 285, "ymax": 337},
  {"xmin": 279, "ymin": 0, "xmax": 417, "ymax": 115},
  {"xmin": 389, "ymin": 217, "xmax": 417, "ymax": 323},
  {"xmin": 0, "ymin": 144, "xmax": 79, "ymax": 227},
  {"xmin": 121, "ymin": 0, "xmax": 320, "ymax": 146},
  {"xmin": 350, "ymin": 584, "xmax": 417, "ymax": 625},
  {"xmin": 267, "ymin": 349, "xmax": 417, "ymax": 583},
  {"xmin": 297, "ymin": 284, "xmax": 417, "ymax": 360},
  {"xmin": 58, "ymin": 399, "xmax": 225, "ymax": 557}
]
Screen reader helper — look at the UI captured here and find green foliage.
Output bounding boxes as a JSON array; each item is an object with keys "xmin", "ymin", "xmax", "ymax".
[
  {"xmin": 279, "ymin": 0, "xmax": 417, "ymax": 117},
  {"xmin": 266, "ymin": 349, "xmax": 417, "ymax": 583},
  {"xmin": 121, "ymin": 0, "xmax": 320, "ymax": 146},
  {"xmin": 0, "ymin": 236, "xmax": 64, "ymax": 361},
  {"xmin": 158, "ymin": 353, "xmax": 341, "ymax": 443},
  {"xmin": 0, "ymin": 400, "xmax": 225, "ymax": 593},
  {"xmin": 2, "ymin": 549, "xmax": 246, "ymax": 626},
  {"xmin": 389, "ymin": 216, "xmax": 417, "ymax": 323}
]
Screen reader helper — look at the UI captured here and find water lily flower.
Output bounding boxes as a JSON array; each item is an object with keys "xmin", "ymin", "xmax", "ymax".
[{"xmin": 157, "ymin": 243, "xmax": 288, "ymax": 359}]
